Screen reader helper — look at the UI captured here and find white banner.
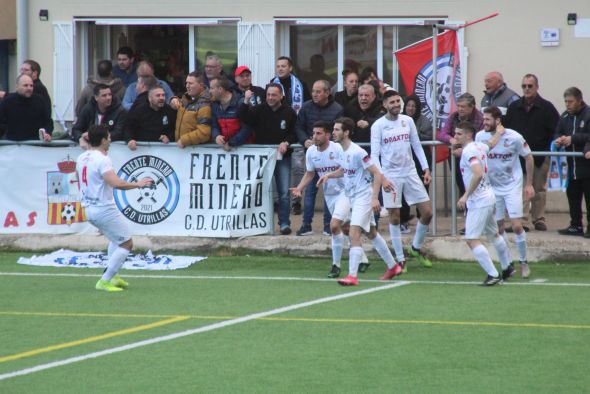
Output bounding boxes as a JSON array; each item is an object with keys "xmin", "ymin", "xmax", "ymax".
[
  {"xmin": 17, "ymin": 249, "xmax": 206, "ymax": 270},
  {"xmin": 0, "ymin": 144, "xmax": 277, "ymax": 237}
]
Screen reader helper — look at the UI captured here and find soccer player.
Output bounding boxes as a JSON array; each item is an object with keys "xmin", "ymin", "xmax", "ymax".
[
  {"xmin": 290, "ymin": 120, "xmax": 368, "ymax": 278},
  {"xmin": 371, "ymin": 90, "xmax": 433, "ymax": 270},
  {"xmin": 76, "ymin": 124, "xmax": 153, "ymax": 292},
  {"xmin": 475, "ymin": 106, "xmax": 535, "ymax": 279},
  {"xmin": 453, "ymin": 121, "xmax": 511, "ymax": 286},
  {"xmin": 319, "ymin": 117, "xmax": 402, "ymax": 286}
]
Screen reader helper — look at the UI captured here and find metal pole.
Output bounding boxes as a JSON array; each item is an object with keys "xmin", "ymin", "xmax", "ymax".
[
  {"xmin": 431, "ymin": 24, "xmax": 438, "ymax": 236},
  {"xmin": 451, "ymin": 146, "xmax": 457, "ymax": 236}
]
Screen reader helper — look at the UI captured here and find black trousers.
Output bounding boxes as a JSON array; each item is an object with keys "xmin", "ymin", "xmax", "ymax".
[{"xmin": 566, "ymin": 178, "xmax": 590, "ymax": 227}]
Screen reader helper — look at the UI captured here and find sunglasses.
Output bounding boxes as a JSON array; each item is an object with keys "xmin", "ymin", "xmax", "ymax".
[{"xmin": 521, "ymin": 84, "xmax": 535, "ymax": 89}]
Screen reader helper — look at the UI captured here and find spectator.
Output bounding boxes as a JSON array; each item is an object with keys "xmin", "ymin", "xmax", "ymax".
[
  {"xmin": 0, "ymin": 74, "xmax": 52, "ymax": 141},
  {"xmin": 334, "ymin": 69, "xmax": 359, "ymax": 107},
  {"xmin": 300, "ymin": 54, "xmax": 335, "ymax": 89},
  {"xmin": 239, "ymin": 82, "xmax": 297, "ymax": 234},
  {"xmin": 504, "ymin": 74, "xmax": 559, "ymax": 231},
  {"xmin": 202, "ymin": 53, "xmax": 235, "ymax": 88},
  {"xmin": 295, "ymin": 79, "xmax": 343, "ymax": 236},
  {"xmin": 359, "ymin": 66, "xmax": 378, "ymax": 84},
  {"xmin": 234, "ymin": 65, "xmax": 265, "ymax": 106},
  {"xmin": 439, "ymin": 92, "xmax": 483, "ymax": 196},
  {"xmin": 343, "ymin": 83, "xmax": 385, "ymax": 147},
  {"xmin": 271, "ymin": 56, "xmax": 310, "ymax": 114},
  {"xmin": 20, "ymin": 59, "xmax": 51, "ymax": 115},
  {"xmin": 555, "ymin": 87, "xmax": 590, "ymax": 237},
  {"xmin": 124, "ymin": 86, "xmax": 176, "ymax": 150},
  {"xmin": 72, "ymin": 84, "xmax": 126, "ymax": 146},
  {"xmin": 122, "ymin": 61, "xmax": 174, "ymax": 110},
  {"xmin": 76, "ymin": 59, "xmax": 126, "ymax": 117},
  {"xmin": 129, "ymin": 75, "xmax": 158, "ymax": 112},
  {"xmin": 170, "ymin": 71, "xmax": 212, "ymax": 148},
  {"xmin": 112, "ymin": 46, "xmax": 138, "ymax": 87},
  {"xmin": 480, "ymin": 71, "xmax": 520, "ymax": 114},
  {"xmin": 210, "ymin": 76, "xmax": 252, "ymax": 151},
  {"xmin": 400, "ymin": 94, "xmax": 433, "ymax": 232}
]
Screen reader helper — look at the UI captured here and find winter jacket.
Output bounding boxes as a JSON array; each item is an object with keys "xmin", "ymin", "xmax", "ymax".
[
  {"xmin": 124, "ymin": 99, "xmax": 176, "ymax": 143},
  {"xmin": 71, "ymin": 96, "xmax": 127, "ymax": 142},
  {"xmin": 175, "ymin": 90, "xmax": 212, "ymax": 145},
  {"xmin": 438, "ymin": 109, "xmax": 483, "ymax": 144},
  {"xmin": 343, "ymin": 99, "xmax": 385, "ymax": 143},
  {"xmin": 239, "ymin": 101, "xmax": 297, "ymax": 156},
  {"xmin": 555, "ymin": 103, "xmax": 590, "ymax": 180},
  {"xmin": 211, "ymin": 92, "xmax": 253, "ymax": 146},
  {"xmin": 480, "ymin": 84, "xmax": 520, "ymax": 112},
  {"xmin": 75, "ymin": 76, "xmax": 126, "ymax": 117},
  {"xmin": 295, "ymin": 97, "xmax": 343, "ymax": 144},
  {"xmin": 0, "ymin": 92, "xmax": 53, "ymax": 140}
]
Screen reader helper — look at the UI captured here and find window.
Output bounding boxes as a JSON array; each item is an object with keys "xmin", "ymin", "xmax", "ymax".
[
  {"xmin": 194, "ymin": 25, "xmax": 238, "ymax": 79},
  {"xmin": 289, "ymin": 25, "xmax": 338, "ymax": 90}
]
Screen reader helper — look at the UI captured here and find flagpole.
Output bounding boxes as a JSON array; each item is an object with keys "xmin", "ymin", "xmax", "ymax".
[{"xmin": 431, "ymin": 24, "xmax": 438, "ymax": 236}]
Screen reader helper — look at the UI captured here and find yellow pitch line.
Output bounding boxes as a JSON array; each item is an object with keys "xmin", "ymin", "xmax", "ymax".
[{"xmin": 0, "ymin": 315, "xmax": 190, "ymax": 364}]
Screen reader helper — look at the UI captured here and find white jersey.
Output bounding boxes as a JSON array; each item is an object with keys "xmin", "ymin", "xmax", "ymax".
[
  {"xmin": 337, "ymin": 142, "xmax": 375, "ymax": 199},
  {"xmin": 460, "ymin": 142, "xmax": 495, "ymax": 209},
  {"xmin": 475, "ymin": 128, "xmax": 531, "ymax": 195},
  {"xmin": 306, "ymin": 141, "xmax": 344, "ymax": 196},
  {"xmin": 76, "ymin": 150, "xmax": 115, "ymax": 207},
  {"xmin": 370, "ymin": 114, "xmax": 429, "ymax": 177}
]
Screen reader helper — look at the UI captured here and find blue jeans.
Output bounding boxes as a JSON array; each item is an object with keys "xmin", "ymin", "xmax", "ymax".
[
  {"xmin": 275, "ymin": 157, "xmax": 291, "ymax": 228},
  {"xmin": 302, "ymin": 173, "xmax": 332, "ymax": 227}
]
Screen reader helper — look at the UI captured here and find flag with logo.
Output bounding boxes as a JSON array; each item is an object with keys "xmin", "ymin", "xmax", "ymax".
[{"xmin": 394, "ymin": 30, "xmax": 461, "ymax": 162}]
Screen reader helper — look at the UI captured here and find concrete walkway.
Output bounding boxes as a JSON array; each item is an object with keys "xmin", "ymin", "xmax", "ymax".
[{"xmin": 1, "ymin": 212, "xmax": 588, "ymax": 262}]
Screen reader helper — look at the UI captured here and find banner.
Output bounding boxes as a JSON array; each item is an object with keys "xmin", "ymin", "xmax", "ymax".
[
  {"xmin": 17, "ymin": 249, "xmax": 206, "ymax": 270},
  {"xmin": 0, "ymin": 144, "xmax": 277, "ymax": 237},
  {"xmin": 548, "ymin": 142, "xmax": 568, "ymax": 192}
]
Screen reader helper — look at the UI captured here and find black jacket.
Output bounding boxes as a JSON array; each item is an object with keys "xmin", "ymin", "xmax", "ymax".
[
  {"xmin": 556, "ymin": 103, "xmax": 590, "ymax": 180},
  {"xmin": 295, "ymin": 97, "xmax": 343, "ymax": 144},
  {"xmin": 71, "ymin": 96, "xmax": 127, "ymax": 142},
  {"xmin": 504, "ymin": 94, "xmax": 559, "ymax": 167},
  {"xmin": 343, "ymin": 99, "xmax": 385, "ymax": 143},
  {"xmin": 124, "ymin": 99, "xmax": 176, "ymax": 142},
  {"xmin": 0, "ymin": 92, "xmax": 53, "ymax": 140},
  {"xmin": 239, "ymin": 102, "xmax": 297, "ymax": 157}
]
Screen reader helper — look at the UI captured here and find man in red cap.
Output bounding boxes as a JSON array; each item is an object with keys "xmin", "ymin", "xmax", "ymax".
[{"xmin": 234, "ymin": 65, "xmax": 265, "ymax": 106}]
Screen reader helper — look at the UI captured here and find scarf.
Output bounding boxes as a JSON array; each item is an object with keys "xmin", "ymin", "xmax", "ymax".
[{"xmin": 273, "ymin": 75, "xmax": 304, "ymax": 114}]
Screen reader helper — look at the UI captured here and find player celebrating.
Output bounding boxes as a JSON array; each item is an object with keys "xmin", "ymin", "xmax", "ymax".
[
  {"xmin": 371, "ymin": 90, "xmax": 433, "ymax": 270},
  {"xmin": 76, "ymin": 124, "xmax": 153, "ymax": 292},
  {"xmin": 290, "ymin": 120, "xmax": 368, "ymax": 278},
  {"xmin": 475, "ymin": 106, "xmax": 535, "ymax": 279},
  {"xmin": 319, "ymin": 117, "xmax": 402, "ymax": 286},
  {"xmin": 453, "ymin": 121, "xmax": 510, "ymax": 286}
]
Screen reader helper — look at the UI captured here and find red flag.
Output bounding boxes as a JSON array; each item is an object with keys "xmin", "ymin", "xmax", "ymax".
[{"xmin": 395, "ymin": 30, "xmax": 461, "ymax": 162}]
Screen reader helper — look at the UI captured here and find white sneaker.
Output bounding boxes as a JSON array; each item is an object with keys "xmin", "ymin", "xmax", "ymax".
[{"xmin": 400, "ymin": 223, "xmax": 411, "ymax": 234}]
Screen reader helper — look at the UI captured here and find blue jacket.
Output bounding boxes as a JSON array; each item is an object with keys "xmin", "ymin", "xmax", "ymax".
[
  {"xmin": 122, "ymin": 79, "xmax": 174, "ymax": 111},
  {"xmin": 211, "ymin": 92, "xmax": 253, "ymax": 146}
]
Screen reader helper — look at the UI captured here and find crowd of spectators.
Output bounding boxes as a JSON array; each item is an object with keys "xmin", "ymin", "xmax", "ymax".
[{"xmin": 0, "ymin": 48, "xmax": 588, "ymax": 237}]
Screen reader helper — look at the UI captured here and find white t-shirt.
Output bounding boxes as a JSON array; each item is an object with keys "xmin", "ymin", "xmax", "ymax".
[
  {"xmin": 76, "ymin": 150, "xmax": 115, "ymax": 207},
  {"xmin": 370, "ymin": 114, "xmax": 429, "ymax": 177},
  {"xmin": 475, "ymin": 128, "xmax": 531, "ymax": 195},
  {"xmin": 460, "ymin": 142, "xmax": 495, "ymax": 209},
  {"xmin": 337, "ymin": 142, "xmax": 375, "ymax": 199},
  {"xmin": 306, "ymin": 141, "xmax": 344, "ymax": 196}
]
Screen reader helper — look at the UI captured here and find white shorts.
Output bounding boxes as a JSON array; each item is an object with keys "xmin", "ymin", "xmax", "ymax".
[
  {"xmin": 325, "ymin": 194, "xmax": 351, "ymax": 222},
  {"xmin": 85, "ymin": 204, "xmax": 131, "ymax": 245},
  {"xmin": 349, "ymin": 192, "xmax": 376, "ymax": 233},
  {"xmin": 495, "ymin": 190, "xmax": 524, "ymax": 220},
  {"xmin": 464, "ymin": 205, "xmax": 498, "ymax": 240},
  {"xmin": 382, "ymin": 172, "xmax": 430, "ymax": 208}
]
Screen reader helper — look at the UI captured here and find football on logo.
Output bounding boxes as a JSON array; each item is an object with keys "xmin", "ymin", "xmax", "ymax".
[
  {"xmin": 61, "ymin": 203, "xmax": 76, "ymax": 223},
  {"xmin": 114, "ymin": 155, "xmax": 180, "ymax": 225}
]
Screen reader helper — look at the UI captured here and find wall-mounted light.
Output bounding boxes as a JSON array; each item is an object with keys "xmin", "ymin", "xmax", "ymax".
[
  {"xmin": 567, "ymin": 13, "xmax": 577, "ymax": 26},
  {"xmin": 39, "ymin": 9, "xmax": 49, "ymax": 22}
]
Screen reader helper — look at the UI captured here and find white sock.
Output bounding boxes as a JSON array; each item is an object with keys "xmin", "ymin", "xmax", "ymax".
[
  {"xmin": 360, "ymin": 250, "xmax": 369, "ymax": 264},
  {"xmin": 348, "ymin": 246, "xmax": 363, "ymax": 276},
  {"xmin": 101, "ymin": 247, "xmax": 130, "ymax": 281},
  {"xmin": 501, "ymin": 232, "xmax": 512, "ymax": 262},
  {"xmin": 493, "ymin": 236, "xmax": 511, "ymax": 269},
  {"xmin": 343, "ymin": 235, "xmax": 351, "ymax": 248},
  {"xmin": 388, "ymin": 223, "xmax": 405, "ymax": 262},
  {"xmin": 515, "ymin": 231, "xmax": 527, "ymax": 262},
  {"xmin": 372, "ymin": 233, "xmax": 396, "ymax": 269},
  {"xmin": 331, "ymin": 233, "xmax": 344, "ymax": 268},
  {"xmin": 472, "ymin": 244, "xmax": 499, "ymax": 277},
  {"xmin": 107, "ymin": 242, "xmax": 117, "ymax": 258},
  {"xmin": 412, "ymin": 222, "xmax": 428, "ymax": 250}
]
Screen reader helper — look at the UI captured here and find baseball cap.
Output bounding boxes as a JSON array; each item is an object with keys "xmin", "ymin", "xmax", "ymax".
[{"xmin": 234, "ymin": 65, "xmax": 251, "ymax": 77}]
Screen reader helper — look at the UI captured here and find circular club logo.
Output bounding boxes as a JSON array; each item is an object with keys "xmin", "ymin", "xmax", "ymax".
[
  {"xmin": 114, "ymin": 155, "xmax": 180, "ymax": 224},
  {"xmin": 413, "ymin": 53, "xmax": 462, "ymax": 129}
]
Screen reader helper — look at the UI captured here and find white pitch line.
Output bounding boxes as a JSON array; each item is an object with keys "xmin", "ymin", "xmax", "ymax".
[
  {"xmin": 1, "ymin": 271, "xmax": 589, "ymax": 287},
  {"xmin": 0, "ymin": 281, "xmax": 409, "ymax": 381}
]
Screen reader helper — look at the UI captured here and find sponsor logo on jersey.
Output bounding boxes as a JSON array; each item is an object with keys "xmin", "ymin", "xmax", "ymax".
[
  {"xmin": 114, "ymin": 155, "xmax": 180, "ymax": 225},
  {"xmin": 383, "ymin": 133, "xmax": 410, "ymax": 143}
]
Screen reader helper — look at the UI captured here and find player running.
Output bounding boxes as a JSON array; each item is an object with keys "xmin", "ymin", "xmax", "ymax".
[
  {"xmin": 290, "ymin": 120, "xmax": 368, "ymax": 278},
  {"xmin": 319, "ymin": 117, "xmax": 402, "ymax": 286},
  {"xmin": 76, "ymin": 124, "xmax": 153, "ymax": 292},
  {"xmin": 453, "ymin": 121, "xmax": 511, "ymax": 286},
  {"xmin": 371, "ymin": 90, "xmax": 433, "ymax": 271},
  {"xmin": 475, "ymin": 106, "xmax": 535, "ymax": 279}
]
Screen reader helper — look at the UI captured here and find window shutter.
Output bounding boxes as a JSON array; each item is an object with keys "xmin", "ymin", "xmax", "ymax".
[
  {"xmin": 53, "ymin": 22, "xmax": 74, "ymax": 122},
  {"xmin": 237, "ymin": 23, "xmax": 275, "ymax": 87}
]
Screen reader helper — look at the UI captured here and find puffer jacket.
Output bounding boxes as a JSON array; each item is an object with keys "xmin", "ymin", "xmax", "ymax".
[
  {"xmin": 295, "ymin": 96, "xmax": 343, "ymax": 144},
  {"xmin": 556, "ymin": 102, "xmax": 590, "ymax": 180},
  {"xmin": 211, "ymin": 91, "xmax": 253, "ymax": 146},
  {"xmin": 175, "ymin": 90, "xmax": 212, "ymax": 145}
]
